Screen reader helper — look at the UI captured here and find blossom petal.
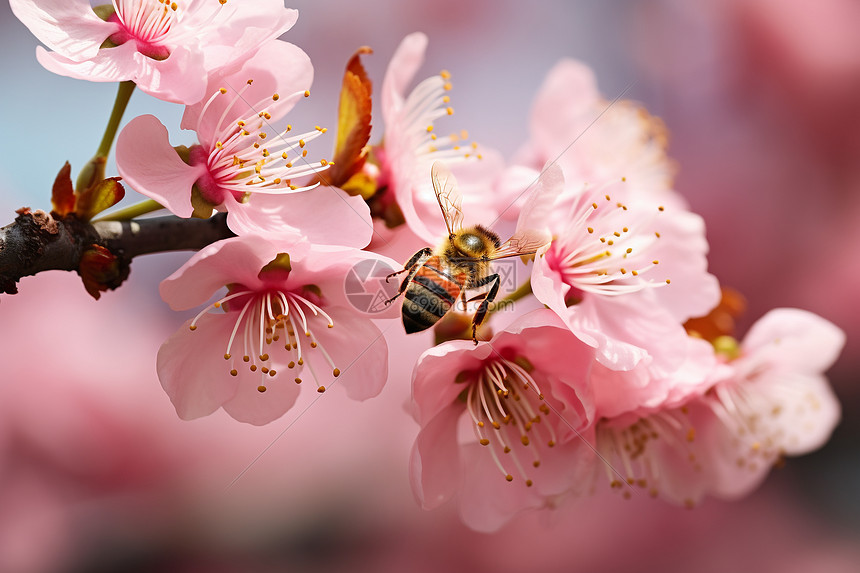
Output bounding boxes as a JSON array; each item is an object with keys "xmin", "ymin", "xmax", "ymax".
[
  {"xmin": 199, "ymin": 4, "xmax": 298, "ymax": 72},
  {"xmin": 741, "ymin": 308, "xmax": 846, "ymax": 373},
  {"xmin": 159, "ymin": 236, "xmax": 306, "ymax": 311},
  {"xmin": 10, "ymin": 0, "xmax": 116, "ymax": 60},
  {"xmin": 308, "ymin": 307, "xmax": 389, "ymax": 401},
  {"xmin": 183, "ymin": 40, "xmax": 313, "ymax": 143},
  {"xmin": 409, "ymin": 403, "xmax": 462, "ymax": 510},
  {"xmin": 221, "ymin": 369, "xmax": 302, "ymax": 426},
  {"xmin": 381, "ymin": 32, "xmax": 427, "ymax": 119},
  {"xmin": 457, "ymin": 443, "xmax": 543, "ymax": 533},
  {"xmin": 643, "ymin": 209, "xmax": 721, "ymax": 322},
  {"xmin": 156, "ymin": 313, "xmax": 240, "ymax": 420},
  {"xmin": 411, "ymin": 341, "xmax": 492, "ymax": 426},
  {"xmin": 224, "ymin": 187, "xmax": 374, "ymax": 248},
  {"xmin": 116, "ymin": 114, "xmax": 207, "ymax": 218},
  {"xmin": 529, "ymin": 59, "xmax": 601, "ymax": 166}
]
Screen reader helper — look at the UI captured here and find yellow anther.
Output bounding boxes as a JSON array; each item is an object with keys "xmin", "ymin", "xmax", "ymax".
[
  {"xmin": 272, "ymin": 93, "xmax": 280, "ymax": 101},
  {"xmin": 317, "ymin": 386, "xmax": 326, "ymax": 393},
  {"xmin": 257, "ymin": 385, "xmax": 267, "ymax": 393},
  {"xmin": 304, "ymin": 90, "xmax": 310, "ymax": 97}
]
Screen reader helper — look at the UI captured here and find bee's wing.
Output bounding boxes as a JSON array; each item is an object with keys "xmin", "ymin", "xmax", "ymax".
[
  {"xmin": 431, "ymin": 161, "xmax": 464, "ymax": 236},
  {"xmin": 490, "ymin": 163, "xmax": 562, "ymax": 260},
  {"xmin": 490, "ymin": 229, "xmax": 552, "ymax": 259}
]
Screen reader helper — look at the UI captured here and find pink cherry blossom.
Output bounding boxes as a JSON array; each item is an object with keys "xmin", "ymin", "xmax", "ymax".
[
  {"xmin": 10, "ymin": 0, "xmax": 299, "ymax": 104},
  {"xmin": 523, "ymin": 174, "xmax": 720, "ymax": 373},
  {"xmin": 587, "ymin": 335, "xmax": 729, "ymax": 506},
  {"xmin": 409, "ymin": 310, "xmax": 597, "ymax": 531},
  {"xmin": 376, "ymin": 32, "xmax": 505, "ymax": 243},
  {"xmin": 590, "ymin": 308, "xmax": 843, "ymax": 506},
  {"xmin": 116, "ymin": 39, "xmax": 373, "ymax": 245},
  {"xmin": 689, "ymin": 308, "xmax": 844, "ymax": 499},
  {"xmin": 510, "ymin": 58, "xmax": 676, "ymax": 199},
  {"xmin": 157, "ymin": 235, "xmax": 393, "ymax": 425}
]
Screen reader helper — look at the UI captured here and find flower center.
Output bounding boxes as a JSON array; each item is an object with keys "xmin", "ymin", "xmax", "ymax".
[
  {"xmin": 106, "ymin": 0, "xmax": 229, "ymax": 60},
  {"xmin": 107, "ymin": 0, "xmax": 180, "ymax": 59},
  {"xmin": 596, "ymin": 409, "xmax": 699, "ymax": 504},
  {"xmin": 550, "ymin": 187, "xmax": 671, "ymax": 300},
  {"xmin": 192, "ymin": 81, "xmax": 330, "ymax": 205},
  {"xmin": 188, "ymin": 286, "xmax": 339, "ymax": 393},
  {"xmin": 464, "ymin": 358, "xmax": 557, "ymax": 487},
  {"xmin": 707, "ymin": 371, "xmax": 803, "ymax": 475}
]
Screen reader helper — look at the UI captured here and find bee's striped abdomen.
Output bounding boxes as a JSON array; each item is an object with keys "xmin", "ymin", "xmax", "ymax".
[{"xmin": 402, "ymin": 256, "xmax": 463, "ymax": 334}]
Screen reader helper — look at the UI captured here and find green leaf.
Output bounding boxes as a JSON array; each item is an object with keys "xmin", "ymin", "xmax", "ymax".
[{"xmin": 75, "ymin": 177, "xmax": 125, "ymax": 220}]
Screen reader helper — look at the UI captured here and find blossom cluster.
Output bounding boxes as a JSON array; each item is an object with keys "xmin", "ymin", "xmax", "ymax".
[{"xmin": 11, "ymin": 0, "xmax": 844, "ymax": 532}]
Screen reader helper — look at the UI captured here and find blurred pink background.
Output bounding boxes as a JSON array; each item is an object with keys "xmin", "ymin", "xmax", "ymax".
[{"xmin": 1, "ymin": 0, "xmax": 859, "ymax": 571}]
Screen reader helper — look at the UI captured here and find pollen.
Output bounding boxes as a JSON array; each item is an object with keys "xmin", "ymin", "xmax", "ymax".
[
  {"xmin": 257, "ymin": 385, "xmax": 267, "ymax": 393},
  {"xmin": 304, "ymin": 90, "xmax": 310, "ymax": 97}
]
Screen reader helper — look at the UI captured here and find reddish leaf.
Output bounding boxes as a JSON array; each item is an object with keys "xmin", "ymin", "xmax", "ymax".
[
  {"xmin": 316, "ymin": 47, "xmax": 373, "ymax": 190},
  {"xmin": 75, "ymin": 177, "xmax": 125, "ymax": 220},
  {"xmin": 51, "ymin": 162, "xmax": 76, "ymax": 216}
]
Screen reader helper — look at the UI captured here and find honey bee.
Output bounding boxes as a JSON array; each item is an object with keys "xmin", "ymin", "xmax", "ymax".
[{"xmin": 385, "ymin": 161, "xmax": 553, "ymax": 343}]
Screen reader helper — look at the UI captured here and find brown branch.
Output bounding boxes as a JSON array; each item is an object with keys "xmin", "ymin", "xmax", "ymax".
[{"xmin": 0, "ymin": 208, "xmax": 235, "ymax": 295}]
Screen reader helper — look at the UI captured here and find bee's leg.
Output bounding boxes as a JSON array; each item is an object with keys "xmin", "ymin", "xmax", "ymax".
[
  {"xmin": 458, "ymin": 290, "xmax": 469, "ymax": 312},
  {"xmin": 384, "ymin": 248, "xmax": 432, "ymax": 305},
  {"xmin": 470, "ymin": 273, "xmax": 500, "ymax": 344},
  {"xmin": 385, "ymin": 248, "xmax": 432, "ymax": 283}
]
